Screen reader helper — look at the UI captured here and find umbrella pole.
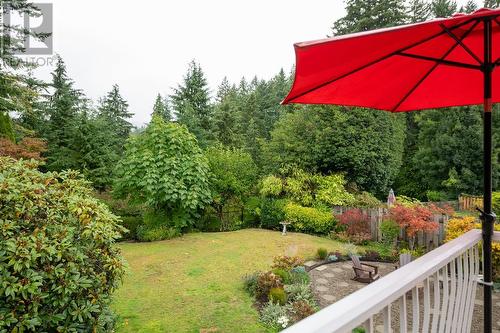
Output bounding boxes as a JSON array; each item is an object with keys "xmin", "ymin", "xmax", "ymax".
[{"xmin": 482, "ymin": 17, "xmax": 494, "ymax": 333}]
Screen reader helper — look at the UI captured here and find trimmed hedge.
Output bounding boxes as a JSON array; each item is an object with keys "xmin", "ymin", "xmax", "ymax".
[{"xmin": 284, "ymin": 202, "xmax": 335, "ymax": 234}]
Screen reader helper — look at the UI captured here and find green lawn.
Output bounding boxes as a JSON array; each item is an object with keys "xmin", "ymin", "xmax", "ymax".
[{"xmin": 113, "ymin": 229, "xmax": 355, "ymax": 333}]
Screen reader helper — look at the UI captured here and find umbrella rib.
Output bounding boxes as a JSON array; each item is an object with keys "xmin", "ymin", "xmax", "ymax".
[
  {"xmin": 439, "ymin": 23, "xmax": 482, "ymax": 65},
  {"xmin": 396, "ymin": 53, "xmax": 480, "ymax": 69},
  {"xmin": 390, "ymin": 20, "xmax": 480, "ymax": 112},
  {"xmin": 285, "ymin": 18, "xmax": 477, "ymax": 103}
]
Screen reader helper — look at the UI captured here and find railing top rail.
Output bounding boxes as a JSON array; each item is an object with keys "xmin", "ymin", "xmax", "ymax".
[{"xmin": 283, "ymin": 229, "xmax": 495, "ymax": 333}]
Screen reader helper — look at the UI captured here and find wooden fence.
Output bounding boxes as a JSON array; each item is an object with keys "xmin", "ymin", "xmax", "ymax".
[
  {"xmin": 332, "ymin": 206, "xmax": 449, "ymax": 249},
  {"xmin": 458, "ymin": 194, "xmax": 483, "ymax": 211}
]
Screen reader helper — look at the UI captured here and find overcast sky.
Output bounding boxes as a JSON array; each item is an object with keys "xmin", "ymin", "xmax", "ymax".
[{"xmin": 31, "ymin": 0, "xmax": 477, "ymax": 126}]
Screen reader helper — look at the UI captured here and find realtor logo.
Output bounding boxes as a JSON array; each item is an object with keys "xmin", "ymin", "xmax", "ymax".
[{"xmin": 1, "ymin": 2, "xmax": 53, "ymax": 55}]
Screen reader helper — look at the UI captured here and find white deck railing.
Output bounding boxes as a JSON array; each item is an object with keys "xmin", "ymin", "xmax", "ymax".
[{"xmin": 283, "ymin": 229, "xmax": 500, "ymax": 333}]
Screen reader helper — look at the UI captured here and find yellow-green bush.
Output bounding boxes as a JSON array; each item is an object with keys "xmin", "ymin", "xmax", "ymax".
[
  {"xmin": 445, "ymin": 216, "xmax": 500, "ymax": 280},
  {"xmin": 284, "ymin": 202, "xmax": 335, "ymax": 234}
]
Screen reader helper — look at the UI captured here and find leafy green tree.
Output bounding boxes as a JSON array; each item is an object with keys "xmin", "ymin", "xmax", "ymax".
[
  {"xmin": 205, "ymin": 145, "xmax": 257, "ymax": 230},
  {"xmin": 0, "ymin": 157, "xmax": 125, "ymax": 331},
  {"xmin": 170, "ymin": 60, "xmax": 213, "ymax": 146},
  {"xmin": 262, "ymin": 105, "xmax": 405, "ymax": 196},
  {"xmin": 411, "ymin": 106, "xmax": 487, "ymax": 198},
  {"xmin": 151, "ymin": 93, "xmax": 171, "ymax": 121},
  {"xmin": 113, "ymin": 116, "xmax": 212, "ymax": 233},
  {"xmin": 332, "ymin": 0, "xmax": 408, "ymax": 35},
  {"xmin": 431, "ymin": 0, "xmax": 457, "ymax": 17}
]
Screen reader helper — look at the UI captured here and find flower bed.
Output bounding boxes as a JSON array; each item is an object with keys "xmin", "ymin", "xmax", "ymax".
[{"xmin": 242, "ymin": 255, "xmax": 319, "ymax": 331}]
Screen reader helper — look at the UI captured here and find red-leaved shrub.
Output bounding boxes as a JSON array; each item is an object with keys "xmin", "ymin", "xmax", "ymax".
[
  {"xmin": 336, "ymin": 209, "xmax": 371, "ymax": 244},
  {"xmin": 388, "ymin": 204, "xmax": 438, "ymax": 246}
]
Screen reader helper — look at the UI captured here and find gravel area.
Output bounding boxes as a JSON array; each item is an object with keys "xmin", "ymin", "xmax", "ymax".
[{"xmin": 309, "ymin": 261, "xmax": 500, "ymax": 332}]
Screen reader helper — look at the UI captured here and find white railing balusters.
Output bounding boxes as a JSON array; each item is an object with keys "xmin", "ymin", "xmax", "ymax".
[
  {"xmin": 439, "ymin": 264, "xmax": 449, "ymax": 333},
  {"xmin": 282, "ymin": 230, "xmax": 499, "ymax": 333},
  {"xmin": 383, "ymin": 305, "xmax": 391, "ymax": 333},
  {"xmin": 362, "ymin": 317, "xmax": 373, "ymax": 332},
  {"xmin": 464, "ymin": 246, "xmax": 479, "ymax": 333},
  {"xmin": 399, "ymin": 294, "xmax": 407, "ymax": 333},
  {"xmin": 452, "ymin": 253, "xmax": 465, "ymax": 333},
  {"xmin": 458, "ymin": 250, "xmax": 471, "ymax": 332},
  {"xmin": 445, "ymin": 259, "xmax": 457, "ymax": 333},
  {"xmin": 412, "ymin": 286, "xmax": 419, "ymax": 333},
  {"xmin": 422, "ymin": 277, "xmax": 431, "ymax": 331},
  {"xmin": 431, "ymin": 271, "xmax": 440, "ymax": 332}
]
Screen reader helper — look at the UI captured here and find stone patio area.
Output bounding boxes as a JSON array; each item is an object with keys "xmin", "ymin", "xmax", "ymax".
[{"xmin": 306, "ymin": 260, "xmax": 500, "ymax": 332}]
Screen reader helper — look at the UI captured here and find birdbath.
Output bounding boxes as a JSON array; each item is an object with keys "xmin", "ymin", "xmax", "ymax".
[{"xmin": 279, "ymin": 221, "xmax": 291, "ymax": 236}]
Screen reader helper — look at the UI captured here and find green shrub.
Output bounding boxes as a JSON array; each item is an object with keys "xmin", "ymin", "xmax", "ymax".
[
  {"xmin": 243, "ymin": 196, "xmax": 262, "ymax": 228},
  {"xmin": 0, "ymin": 157, "xmax": 125, "ymax": 331},
  {"xmin": 259, "ymin": 301, "xmax": 290, "ymax": 330},
  {"xmin": 260, "ymin": 198, "xmax": 287, "ymax": 230},
  {"xmin": 289, "ymin": 270, "xmax": 310, "ymax": 285},
  {"xmin": 243, "ymin": 272, "xmax": 260, "ymax": 296},
  {"xmin": 492, "ymin": 192, "xmax": 500, "ymax": 215},
  {"xmin": 426, "ymin": 190, "xmax": 446, "ymax": 202},
  {"xmin": 260, "ymin": 175, "xmax": 284, "ymax": 197},
  {"xmin": 353, "ymin": 191, "xmax": 381, "ymax": 208},
  {"xmin": 119, "ymin": 215, "xmax": 143, "ymax": 240},
  {"xmin": 316, "ymin": 173, "xmax": 355, "ymax": 206},
  {"xmin": 197, "ymin": 206, "xmax": 222, "ymax": 232},
  {"xmin": 269, "ymin": 287, "xmax": 287, "ymax": 305},
  {"xmin": 316, "ymin": 247, "xmax": 328, "ymax": 260},
  {"xmin": 352, "ymin": 328, "xmax": 366, "ymax": 333},
  {"xmin": 380, "ymin": 219, "xmax": 400, "ymax": 244},
  {"xmin": 272, "ymin": 268, "xmax": 292, "ymax": 284},
  {"xmin": 284, "ymin": 202, "xmax": 335, "ymax": 234},
  {"xmin": 284, "ymin": 283, "xmax": 315, "ymax": 305},
  {"xmin": 136, "ymin": 225, "xmax": 180, "ymax": 242}
]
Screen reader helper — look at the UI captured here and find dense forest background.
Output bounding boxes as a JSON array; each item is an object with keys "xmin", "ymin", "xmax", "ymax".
[{"xmin": 2, "ymin": 0, "xmax": 500, "ymax": 221}]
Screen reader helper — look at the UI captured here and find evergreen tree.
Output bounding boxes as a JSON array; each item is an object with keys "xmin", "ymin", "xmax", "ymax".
[
  {"xmin": 74, "ymin": 111, "xmax": 118, "ymax": 190},
  {"xmin": 332, "ymin": 0, "xmax": 408, "ymax": 35},
  {"xmin": 431, "ymin": 0, "xmax": 457, "ymax": 17},
  {"xmin": 0, "ymin": 2, "xmax": 49, "ymax": 139},
  {"xmin": 170, "ymin": 60, "xmax": 213, "ymax": 146},
  {"xmin": 97, "ymin": 84, "xmax": 133, "ymax": 152},
  {"xmin": 461, "ymin": 0, "xmax": 477, "ymax": 13},
  {"xmin": 484, "ymin": 0, "xmax": 500, "ymax": 8},
  {"xmin": 407, "ymin": 0, "xmax": 431, "ymax": 23},
  {"xmin": 45, "ymin": 56, "xmax": 83, "ymax": 171},
  {"xmin": 212, "ymin": 80, "xmax": 239, "ymax": 147},
  {"xmin": 151, "ymin": 93, "xmax": 171, "ymax": 121}
]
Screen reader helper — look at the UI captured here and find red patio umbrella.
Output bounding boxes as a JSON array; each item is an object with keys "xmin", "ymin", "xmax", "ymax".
[{"xmin": 283, "ymin": 8, "xmax": 499, "ymax": 332}]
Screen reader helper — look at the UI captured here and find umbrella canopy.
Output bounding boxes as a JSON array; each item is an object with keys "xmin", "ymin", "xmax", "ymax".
[
  {"xmin": 283, "ymin": 8, "xmax": 500, "ymax": 111},
  {"xmin": 283, "ymin": 8, "xmax": 498, "ymax": 333}
]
